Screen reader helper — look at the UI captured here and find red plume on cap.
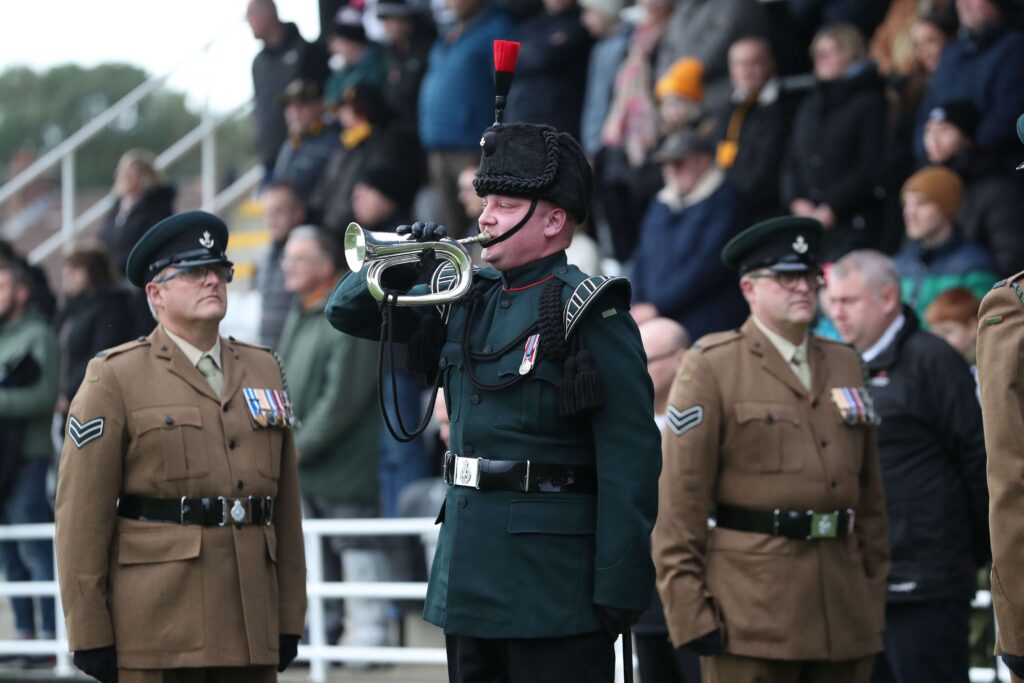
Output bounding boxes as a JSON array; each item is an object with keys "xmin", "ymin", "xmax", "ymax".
[
  {"xmin": 492, "ymin": 40, "xmax": 520, "ymax": 124},
  {"xmin": 494, "ymin": 40, "xmax": 520, "ymax": 74}
]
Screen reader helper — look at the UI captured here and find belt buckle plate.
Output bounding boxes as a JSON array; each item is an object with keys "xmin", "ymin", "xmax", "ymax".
[
  {"xmin": 454, "ymin": 455, "xmax": 481, "ymax": 489},
  {"xmin": 809, "ymin": 511, "xmax": 839, "ymax": 539}
]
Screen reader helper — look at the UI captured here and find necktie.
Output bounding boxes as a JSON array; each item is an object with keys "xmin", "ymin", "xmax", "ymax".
[
  {"xmin": 197, "ymin": 355, "xmax": 223, "ymax": 398},
  {"xmin": 790, "ymin": 346, "xmax": 811, "ymax": 391}
]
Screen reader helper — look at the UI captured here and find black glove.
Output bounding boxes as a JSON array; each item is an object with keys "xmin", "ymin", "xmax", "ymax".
[
  {"xmin": 397, "ymin": 221, "xmax": 447, "ymax": 242},
  {"xmin": 278, "ymin": 634, "xmax": 300, "ymax": 672},
  {"xmin": 1003, "ymin": 653, "xmax": 1024, "ymax": 677},
  {"xmin": 680, "ymin": 629, "xmax": 724, "ymax": 656},
  {"xmin": 595, "ymin": 605, "xmax": 642, "ymax": 639},
  {"xmin": 73, "ymin": 645, "xmax": 118, "ymax": 683}
]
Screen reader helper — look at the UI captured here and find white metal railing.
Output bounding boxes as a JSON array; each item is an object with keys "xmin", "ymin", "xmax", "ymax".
[
  {"xmin": 0, "ymin": 20, "xmax": 262, "ymax": 266},
  {"xmin": 0, "ymin": 521, "xmax": 1008, "ymax": 681}
]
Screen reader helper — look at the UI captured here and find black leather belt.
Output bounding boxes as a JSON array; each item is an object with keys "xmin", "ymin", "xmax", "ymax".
[
  {"xmin": 716, "ymin": 503, "xmax": 854, "ymax": 540},
  {"xmin": 442, "ymin": 451, "xmax": 596, "ymax": 494},
  {"xmin": 117, "ymin": 494, "xmax": 274, "ymax": 527}
]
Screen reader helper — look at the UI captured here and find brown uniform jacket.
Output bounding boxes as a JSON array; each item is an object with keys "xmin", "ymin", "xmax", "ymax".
[
  {"xmin": 652, "ymin": 318, "xmax": 890, "ymax": 661},
  {"xmin": 977, "ymin": 273, "xmax": 1024, "ymax": 656},
  {"xmin": 55, "ymin": 326, "xmax": 307, "ymax": 669}
]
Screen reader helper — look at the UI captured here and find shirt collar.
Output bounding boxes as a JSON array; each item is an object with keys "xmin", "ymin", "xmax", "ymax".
[
  {"xmin": 752, "ymin": 315, "xmax": 807, "ymax": 365},
  {"xmin": 861, "ymin": 313, "xmax": 905, "ymax": 363},
  {"xmin": 162, "ymin": 326, "xmax": 223, "ymax": 370},
  {"xmin": 732, "ymin": 77, "xmax": 780, "ymax": 105}
]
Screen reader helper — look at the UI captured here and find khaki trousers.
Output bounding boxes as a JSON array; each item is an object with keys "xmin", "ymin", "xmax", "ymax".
[
  {"xmin": 702, "ymin": 653, "xmax": 873, "ymax": 683},
  {"xmin": 118, "ymin": 667, "xmax": 276, "ymax": 683}
]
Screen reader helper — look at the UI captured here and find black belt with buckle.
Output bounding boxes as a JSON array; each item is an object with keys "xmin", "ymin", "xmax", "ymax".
[
  {"xmin": 716, "ymin": 503, "xmax": 854, "ymax": 540},
  {"xmin": 117, "ymin": 494, "xmax": 275, "ymax": 527},
  {"xmin": 442, "ymin": 451, "xmax": 596, "ymax": 494}
]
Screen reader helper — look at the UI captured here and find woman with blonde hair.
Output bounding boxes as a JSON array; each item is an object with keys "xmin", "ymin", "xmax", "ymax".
[
  {"xmin": 780, "ymin": 23, "xmax": 888, "ymax": 261},
  {"xmin": 98, "ymin": 148, "xmax": 176, "ymax": 276}
]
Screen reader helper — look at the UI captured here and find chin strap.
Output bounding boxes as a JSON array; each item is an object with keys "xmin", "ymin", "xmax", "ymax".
[{"xmin": 478, "ymin": 198, "xmax": 539, "ymax": 248}]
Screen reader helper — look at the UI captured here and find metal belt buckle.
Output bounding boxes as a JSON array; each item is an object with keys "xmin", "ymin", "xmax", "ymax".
[
  {"xmin": 809, "ymin": 511, "xmax": 839, "ymax": 539},
  {"xmin": 229, "ymin": 498, "xmax": 246, "ymax": 525},
  {"xmin": 453, "ymin": 455, "xmax": 482, "ymax": 489},
  {"xmin": 216, "ymin": 496, "xmax": 229, "ymax": 526},
  {"xmin": 264, "ymin": 496, "xmax": 274, "ymax": 526}
]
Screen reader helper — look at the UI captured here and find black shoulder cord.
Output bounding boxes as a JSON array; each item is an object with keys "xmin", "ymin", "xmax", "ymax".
[{"xmin": 377, "ymin": 291, "xmax": 444, "ymax": 443}]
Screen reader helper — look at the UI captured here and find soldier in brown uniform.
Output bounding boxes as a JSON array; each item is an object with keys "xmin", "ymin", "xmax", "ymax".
[
  {"xmin": 976, "ymin": 112, "xmax": 1024, "ymax": 682},
  {"xmin": 55, "ymin": 211, "xmax": 307, "ymax": 683},
  {"xmin": 652, "ymin": 216, "xmax": 890, "ymax": 683}
]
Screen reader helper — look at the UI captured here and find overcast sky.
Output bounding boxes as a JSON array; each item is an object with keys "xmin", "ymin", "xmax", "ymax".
[{"xmin": 0, "ymin": 0, "xmax": 322, "ymax": 113}]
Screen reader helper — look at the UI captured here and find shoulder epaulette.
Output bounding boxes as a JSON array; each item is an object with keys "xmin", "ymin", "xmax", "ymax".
[
  {"xmin": 227, "ymin": 335, "xmax": 273, "ymax": 353},
  {"xmin": 95, "ymin": 337, "xmax": 149, "ymax": 360},
  {"xmin": 693, "ymin": 329, "xmax": 743, "ymax": 352},
  {"xmin": 562, "ymin": 275, "xmax": 631, "ymax": 340}
]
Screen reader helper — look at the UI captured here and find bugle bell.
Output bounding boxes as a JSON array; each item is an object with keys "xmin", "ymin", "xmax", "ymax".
[{"xmin": 344, "ymin": 222, "xmax": 491, "ymax": 306}]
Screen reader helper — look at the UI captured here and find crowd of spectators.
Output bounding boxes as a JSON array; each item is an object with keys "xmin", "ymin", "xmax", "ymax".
[{"xmin": 2, "ymin": 0, "xmax": 1024, "ymax": 668}]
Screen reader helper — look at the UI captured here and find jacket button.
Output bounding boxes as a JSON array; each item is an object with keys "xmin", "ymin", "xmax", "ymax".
[
  {"xmin": 164, "ymin": 416, "xmax": 174, "ymax": 426},
  {"xmin": 500, "ymin": 298, "xmax": 511, "ymax": 309},
  {"xmin": 457, "ymin": 497, "xmax": 468, "ymax": 509},
  {"xmin": 470, "ymin": 394, "xmax": 481, "ymax": 405},
  {"xmin": 483, "ymin": 345, "xmax": 492, "ymax": 353},
  {"xmin": 820, "ymin": 439, "xmax": 829, "ymax": 448},
  {"xmin": 830, "ymin": 479, "xmax": 839, "ymax": 489},
  {"xmin": 766, "ymin": 412, "xmax": 775, "ymax": 424},
  {"xmin": 223, "ymin": 403, "xmax": 229, "ymax": 412},
  {"xmin": 236, "ymin": 480, "xmax": 244, "ymax": 490},
  {"xmin": 811, "ymin": 399, "xmax": 819, "ymax": 408},
  {"xmin": 228, "ymin": 440, "xmax": 237, "ymax": 450},
  {"xmin": 464, "ymin": 445, "xmax": 474, "ymax": 456},
  {"xmin": 557, "ymin": 267, "xmax": 568, "ymax": 274},
  {"xmin": 439, "ymin": 357, "xmax": 448, "ymax": 369}
]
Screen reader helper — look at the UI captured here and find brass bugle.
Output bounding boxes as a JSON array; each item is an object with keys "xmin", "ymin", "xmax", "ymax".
[{"xmin": 344, "ymin": 222, "xmax": 492, "ymax": 306}]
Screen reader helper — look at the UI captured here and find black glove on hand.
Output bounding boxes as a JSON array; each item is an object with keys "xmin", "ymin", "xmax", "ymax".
[
  {"xmin": 278, "ymin": 634, "xmax": 300, "ymax": 672},
  {"xmin": 397, "ymin": 221, "xmax": 447, "ymax": 242},
  {"xmin": 680, "ymin": 629, "xmax": 724, "ymax": 656},
  {"xmin": 1002, "ymin": 653, "xmax": 1024, "ymax": 677},
  {"xmin": 595, "ymin": 605, "xmax": 642, "ymax": 639},
  {"xmin": 73, "ymin": 645, "xmax": 118, "ymax": 683}
]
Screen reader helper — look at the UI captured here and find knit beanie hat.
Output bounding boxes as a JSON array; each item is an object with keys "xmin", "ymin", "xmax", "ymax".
[
  {"xmin": 578, "ymin": 0, "xmax": 626, "ymax": 18},
  {"xmin": 901, "ymin": 165, "xmax": 964, "ymax": 220},
  {"xmin": 655, "ymin": 58, "xmax": 704, "ymax": 103}
]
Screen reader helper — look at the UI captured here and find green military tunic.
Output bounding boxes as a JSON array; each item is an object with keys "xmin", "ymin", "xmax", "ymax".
[{"xmin": 326, "ymin": 250, "xmax": 661, "ymax": 638}]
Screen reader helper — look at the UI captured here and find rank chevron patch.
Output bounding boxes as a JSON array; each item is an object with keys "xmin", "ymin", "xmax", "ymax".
[
  {"xmin": 667, "ymin": 405, "xmax": 703, "ymax": 436},
  {"xmin": 68, "ymin": 416, "xmax": 105, "ymax": 448}
]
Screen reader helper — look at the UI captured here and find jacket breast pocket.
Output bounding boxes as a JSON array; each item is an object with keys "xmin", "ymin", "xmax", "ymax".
[
  {"xmin": 496, "ymin": 354, "xmax": 561, "ymax": 434},
  {"xmin": 132, "ymin": 406, "xmax": 209, "ymax": 481},
  {"xmin": 255, "ymin": 426, "xmax": 284, "ymax": 480},
  {"xmin": 732, "ymin": 402, "xmax": 804, "ymax": 473},
  {"xmin": 110, "ymin": 526, "xmax": 204, "ymax": 653}
]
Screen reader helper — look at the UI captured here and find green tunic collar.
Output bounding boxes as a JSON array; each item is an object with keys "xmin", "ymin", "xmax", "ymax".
[{"xmin": 499, "ymin": 251, "xmax": 568, "ymax": 291}]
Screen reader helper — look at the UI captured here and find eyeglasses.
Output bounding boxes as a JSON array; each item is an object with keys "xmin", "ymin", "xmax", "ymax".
[
  {"xmin": 747, "ymin": 270, "xmax": 825, "ymax": 291},
  {"xmin": 154, "ymin": 265, "xmax": 234, "ymax": 285}
]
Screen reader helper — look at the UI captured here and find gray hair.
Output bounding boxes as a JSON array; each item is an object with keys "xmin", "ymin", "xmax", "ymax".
[
  {"xmin": 286, "ymin": 225, "xmax": 343, "ymax": 271},
  {"xmin": 830, "ymin": 249, "xmax": 901, "ymax": 298}
]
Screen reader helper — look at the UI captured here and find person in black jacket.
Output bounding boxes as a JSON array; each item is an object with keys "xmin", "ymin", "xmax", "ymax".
[
  {"xmin": 827, "ymin": 249, "xmax": 989, "ymax": 683},
  {"xmin": 714, "ymin": 36, "xmax": 800, "ymax": 223},
  {"xmin": 504, "ymin": 0, "xmax": 593, "ymax": 140},
  {"xmin": 54, "ymin": 245, "xmax": 135, "ymax": 419},
  {"xmin": 780, "ymin": 23, "xmax": 887, "ymax": 262},
  {"xmin": 248, "ymin": 0, "xmax": 324, "ymax": 174},
  {"xmin": 98, "ymin": 149, "xmax": 175, "ymax": 277},
  {"xmin": 98, "ymin": 150, "xmax": 176, "ymax": 338}
]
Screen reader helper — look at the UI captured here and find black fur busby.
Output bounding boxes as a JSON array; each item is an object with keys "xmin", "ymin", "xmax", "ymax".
[{"xmin": 473, "ymin": 123, "xmax": 593, "ymax": 223}]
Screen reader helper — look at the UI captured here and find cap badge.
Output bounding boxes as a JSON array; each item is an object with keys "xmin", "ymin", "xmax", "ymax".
[
  {"xmin": 480, "ymin": 136, "xmax": 486, "ymax": 148},
  {"xmin": 199, "ymin": 231, "xmax": 215, "ymax": 249},
  {"xmin": 792, "ymin": 235, "xmax": 808, "ymax": 254}
]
